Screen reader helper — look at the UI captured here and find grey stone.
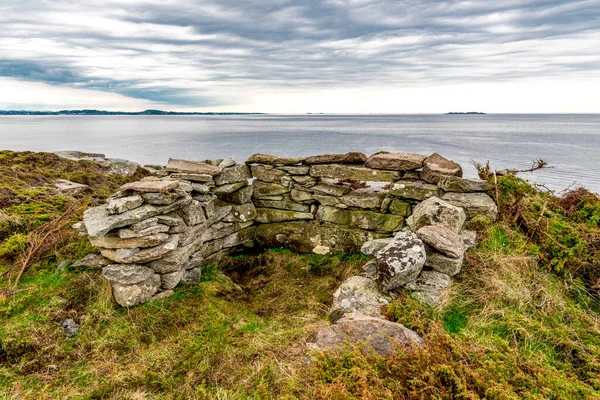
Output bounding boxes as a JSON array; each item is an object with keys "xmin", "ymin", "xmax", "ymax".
[
  {"xmin": 72, "ymin": 253, "xmax": 110, "ymax": 269},
  {"xmin": 291, "ymin": 175, "xmax": 317, "ymax": 186},
  {"xmin": 313, "ymin": 194, "xmax": 343, "ymax": 207},
  {"xmin": 160, "ymin": 269, "xmax": 184, "ymax": 290},
  {"xmin": 253, "ymin": 197, "xmax": 311, "ymax": 212},
  {"xmin": 310, "ymin": 183, "xmax": 350, "ymax": 197},
  {"xmin": 213, "ymin": 181, "xmax": 248, "ymax": 195},
  {"xmin": 53, "ymin": 179, "xmax": 88, "ymax": 195},
  {"xmin": 219, "ymin": 185, "xmax": 253, "ymax": 205},
  {"xmin": 169, "ymin": 173, "xmax": 214, "ymax": 183},
  {"xmin": 157, "ymin": 215, "xmax": 184, "ymax": 226},
  {"xmin": 102, "ymin": 264, "xmax": 154, "ymax": 285},
  {"xmin": 166, "ymin": 158, "xmax": 223, "ymax": 175},
  {"xmin": 461, "ymin": 230, "xmax": 477, "ymax": 249},
  {"xmin": 117, "ymin": 224, "xmax": 170, "ymax": 239},
  {"xmin": 112, "ymin": 274, "xmax": 161, "ymax": 307},
  {"xmin": 411, "ymin": 197, "xmax": 467, "ymax": 232},
  {"xmin": 373, "ymin": 231, "xmax": 426, "ymax": 291},
  {"xmin": 438, "ymin": 176, "xmax": 490, "ymax": 193},
  {"xmin": 329, "ymin": 276, "xmax": 391, "ymax": 322},
  {"xmin": 442, "ymin": 192, "xmax": 498, "ymax": 221},
  {"xmin": 245, "ymin": 153, "xmax": 278, "ymax": 164},
  {"xmin": 214, "ymin": 164, "xmax": 251, "ymax": 186},
  {"xmin": 105, "ymin": 158, "xmax": 141, "ymax": 176},
  {"xmin": 131, "ymin": 217, "xmax": 159, "ymax": 231},
  {"xmin": 151, "ymin": 290, "xmax": 175, "ymax": 301},
  {"xmin": 316, "ymin": 206, "xmax": 404, "ymax": 232},
  {"xmin": 251, "ymin": 165, "xmax": 286, "ymax": 183},
  {"xmin": 304, "ymin": 152, "xmax": 367, "ymax": 165},
  {"xmin": 72, "ymin": 221, "xmax": 88, "ymax": 236},
  {"xmin": 416, "ymin": 225, "xmax": 465, "ymax": 259},
  {"xmin": 90, "ymin": 233, "xmax": 169, "ymax": 249},
  {"xmin": 277, "ymin": 165, "xmax": 311, "ymax": 175},
  {"xmin": 360, "ymin": 238, "xmax": 393, "ymax": 255},
  {"xmin": 100, "ymin": 235, "xmax": 179, "ymax": 264},
  {"xmin": 115, "ymin": 248, "xmax": 140, "ymax": 259},
  {"xmin": 181, "ymin": 267, "xmax": 201, "ymax": 285},
  {"xmin": 290, "ymin": 189, "xmax": 314, "ymax": 203},
  {"xmin": 390, "ymin": 180, "xmax": 439, "ymax": 201},
  {"xmin": 179, "ymin": 200, "xmax": 206, "ymax": 226},
  {"xmin": 255, "ymin": 208, "xmax": 314, "ymax": 223},
  {"xmin": 310, "ymin": 164, "xmax": 400, "ymax": 182},
  {"xmin": 310, "ymin": 313, "xmax": 423, "ymax": 357},
  {"xmin": 405, "ymin": 270, "xmax": 452, "ymax": 305},
  {"xmin": 340, "ymin": 191, "xmax": 385, "ymax": 209},
  {"xmin": 221, "ymin": 203, "xmax": 257, "ymax": 223},
  {"xmin": 219, "ymin": 158, "xmax": 236, "ymax": 168},
  {"xmin": 106, "ymin": 195, "xmax": 143, "ymax": 214},
  {"xmin": 142, "ymin": 192, "xmax": 180, "ymax": 205},
  {"xmin": 252, "ymin": 181, "xmax": 290, "ymax": 197},
  {"xmin": 365, "ymin": 152, "xmax": 427, "ymax": 171},
  {"xmin": 120, "ymin": 180, "xmax": 179, "ymax": 193},
  {"xmin": 61, "ymin": 319, "xmax": 79, "ymax": 337},
  {"xmin": 424, "ymin": 247, "xmax": 464, "ymax": 276},
  {"xmin": 420, "ymin": 153, "xmax": 463, "ymax": 184},
  {"xmin": 273, "ymin": 156, "xmax": 305, "ymax": 165}
]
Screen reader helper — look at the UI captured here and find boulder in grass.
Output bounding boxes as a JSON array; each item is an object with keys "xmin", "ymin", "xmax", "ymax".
[
  {"xmin": 405, "ymin": 270, "xmax": 452, "ymax": 305},
  {"xmin": 372, "ymin": 231, "xmax": 426, "ymax": 291},
  {"xmin": 365, "ymin": 152, "xmax": 427, "ymax": 171},
  {"xmin": 54, "ymin": 179, "xmax": 88, "ymax": 196},
  {"xmin": 111, "ymin": 274, "xmax": 161, "ymax": 307},
  {"xmin": 309, "ymin": 313, "xmax": 423, "ymax": 357},
  {"xmin": 424, "ymin": 247, "xmax": 464, "ymax": 276},
  {"xmin": 329, "ymin": 276, "xmax": 391, "ymax": 322}
]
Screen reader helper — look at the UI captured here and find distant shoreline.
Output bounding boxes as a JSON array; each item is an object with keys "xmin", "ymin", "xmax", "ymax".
[
  {"xmin": 445, "ymin": 112, "xmax": 487, "ymax": 115},
  {"xmin": 0, "ymin": 109, "xmax": 262, "ymax": 116}
]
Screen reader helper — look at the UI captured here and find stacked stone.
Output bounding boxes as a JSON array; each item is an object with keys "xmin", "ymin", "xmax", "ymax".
[{"xmin": 82, "ymin": 158, "xmax": 256, "ymax": 307}]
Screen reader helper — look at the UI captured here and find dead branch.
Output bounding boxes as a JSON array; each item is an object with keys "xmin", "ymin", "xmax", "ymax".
[{"xmin": 12, "ymin": 203, "xmax": 79, "ymax": 288}]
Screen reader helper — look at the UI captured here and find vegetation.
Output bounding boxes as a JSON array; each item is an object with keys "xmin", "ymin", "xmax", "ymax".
[{"xmin": 1, "ymin": 151, "xmax": 600, "ymax": 398}]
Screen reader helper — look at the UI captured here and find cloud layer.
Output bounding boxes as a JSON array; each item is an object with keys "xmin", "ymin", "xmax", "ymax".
[{"xmin": 0, "ymin": 0, "xmax": 599, "ymax": 111}]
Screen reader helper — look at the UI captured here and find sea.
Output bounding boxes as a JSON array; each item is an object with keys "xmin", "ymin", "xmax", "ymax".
[{"xmin": 1, "ymin": 113, "xmax": 599, "ymax": 193}]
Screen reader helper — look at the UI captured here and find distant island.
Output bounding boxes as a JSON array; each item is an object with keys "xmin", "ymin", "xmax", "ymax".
[
  {"xmin": 0, "ymin": 109, "xmax": 262, "ymax": 116},
  {"xmin": 445, "ymin": 112, "xmax": 487, "ymax": 115}
]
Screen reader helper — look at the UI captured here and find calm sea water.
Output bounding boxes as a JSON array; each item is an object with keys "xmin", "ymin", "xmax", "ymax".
[{"xmin": 1, "ymin": 114, "xmax": 599, "ymax": 193}]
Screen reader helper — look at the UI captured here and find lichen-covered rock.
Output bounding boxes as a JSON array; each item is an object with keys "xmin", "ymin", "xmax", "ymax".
[
  {"xmin": 405, "ymin": 270, "xmax": 451, "ymax": 305},
  {"xmin": 141, "ymin": 192, "xmax": 180, "ymax": 205},
  {"xmin": 106, "ymin": 195, "xmax": 143, "ymax": 214},
  {"xmin": 390, "ymin": 180, "xmax": 439, "ymax": 201},
  {"xmin": 365, "ymin": 152, "xmax": 427, "ymax": 171},
  {"xmin": 213, "ymin": 182, "xmax": 247, "ymax": 195},
  {"xmin": 360, "ymin": 238, "xmax": 393, "ymax": 255},
  {"xmin": 277, "ymin": 165, "xmax": 311, "ymax": 175},
  {"xmin": 273, "ymin": 156, "xmax": 305, "ymax": 165},
  {"xmin": 461, "ymin": 230, "xmax": 477, "ymax": 249},
  {"xmin": 219, "ymin": 185, "xmax": 253, "ymax": 205},
  {"xmin": 329, "ymin": 276, "xmax": 391, "ymax": 322},
  {"xmin": 100, "ymin": 235, "xmax": 179, "ymax": 264},
  {"xmin": 340, "ymin": 191, "xmax": 386, "ymax": 209},
  {"xmin": 310, "ymin": 313, "xmax": 423, "ymax": 357},
  {"xmin": 111, "ymin": 274, "xmax": 161, "ymax": 307},
  {"xmin": 121, "ymin": 180, "xmax": 179, "ymax": 193},
  {"xmin": 442, "ymin": 192, "xmax": 498, "ymax": 221},
  {"xmin": 416, "ymin": 225, "xmax": 465, "ymax": 259},
  {"xmin": 181, "ymin": 267, "xmax": 201, "ymax": 286},
  {"xmin": 291, "ymin": 189, "xmax": 314, "ymax": 203},
  {"xmin": 373, "ymin": 231, "xmax": 426, "ymax": 290},
  {"xmin": 221, "ymin": 202, "xmax": 257, "ymax": 223},
  {"xmin": 411, "ymin": 197, "xmax": 466, "ymax": 232},
  {"xmin": 117, "ymin": 224, "xmax": 170, "ymax": 239},
  {"xmin": 388, "ymin": 199, "xmax": 411, "ymax": 216},
  {"xmin": 317, "ymin": 206, "xmax": 404, "ymax": 232},
  {"xmin": 253, "ymin": 197, "xmax": 310, "ymax": 212},
  {"xmin": 102, "ymin": 264, "xmax": 154, "ymax": 285},
  {"xmin": 251, "ymin": 165, "xmax": 286, "ymax": 183},
  {"xmin": 420, "ymin": 153, "xmax": 463, "ymax": 184},
  {"xmin": 179, "ymin": 200, "xmax": 206, "ymax": 226},
  {"xmin": 438, "ymin": 176, "xmax": 490, "ymax": 193},
  {"xmin": 90, "ymin": 233, "xmax": 169, "ymax": 249},
  {"xmin": 304, "ymin": 152, "xmax": 367, "ymax": 165},
  {"xmin": 309, "ymin": 164, "xmax": 400, "ymax": 182},
  {"xmin": 310, "ymin": 183, "xmax": 350, "ymax": 197},
  {"xmin": 214, "ymin": 164, "xmax": 251, "ymax": 186},
  {"xmin": 72, "ymin": 253, "xmax": 110, "ymax": 269},
  {"xmin": 245, "ymin": 153, "xmax": 278, "ymax": 164},
  {"xmin": 252, "ymin": 181, "xmax": 291, "ymax": 197},
  {"xmin": 255, "ymin": 208, "xmax": 314, "ymax": 223}
]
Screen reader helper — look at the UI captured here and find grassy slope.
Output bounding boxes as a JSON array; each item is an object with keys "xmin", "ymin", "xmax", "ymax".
[{"xmin": 1, "ymin": 151, "xmax": 599, "ymax": 399}]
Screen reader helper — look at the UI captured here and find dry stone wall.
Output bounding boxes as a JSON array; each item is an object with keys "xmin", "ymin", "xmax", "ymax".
[{"xmin": 80, "ymin": 151, "xmax": 498, "ymax": 307}]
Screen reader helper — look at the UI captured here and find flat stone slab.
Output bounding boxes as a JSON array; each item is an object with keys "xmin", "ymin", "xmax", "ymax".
[
  {"xmin": 121, "ymin": 180, "xmax": 179, "ymax": 193},
  {"xmin": 390, "ymin": 180, "xmax": 439, "ymax": 201},
  {"xmin": 438, "ymin": 176, "xmax": 490, "ymax": 193},
  {"xmin": 310, "ymin": 164, "xmax": 400, "ymax": 182},
  {"xmin": 255, "ymin": 208, "xmax": 314, "ymax": 223},
  {"xmin": 246, "ymin": 153, "xmax": 279, "ymax": 164},
  {"xmin": 54, "ymin": 179, "xmax": 88, "ymax": 195},
  {"xmin": 166, "ymin": 158, "xmax": 223, "ymax": 176},
  {"xmin": 317, "ymin": 206, "xmax": 404, "ymax": 232},
  {"xmin": 304, "ymin": 152, "xmax": 367, "ymax": 165},
  {"xmin": 90, "ymin": 233, "xmax": 169, "ymax": 249},
  {"xmin": 365, "ymin": 152, "xmax": 427, "ymax": 171},
  {"xmin": 102, "ymin": 264, "xmax": 154, "ymax": 285}
]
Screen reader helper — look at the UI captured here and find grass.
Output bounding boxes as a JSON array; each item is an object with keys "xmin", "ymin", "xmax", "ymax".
[{"xmin": 1, "ymin": 151, "xmax": 600, "ymax": 398}]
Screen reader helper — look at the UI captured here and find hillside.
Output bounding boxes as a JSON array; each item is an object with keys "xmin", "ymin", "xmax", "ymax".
[{"xmin": 0, "ymin": 150, "xmax": 599, "ymax": 399}]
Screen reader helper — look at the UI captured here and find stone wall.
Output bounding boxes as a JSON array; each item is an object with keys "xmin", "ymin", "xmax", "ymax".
[{"xmin": 80, "ymin": 151, "xmax": 497, "ymax": 307}]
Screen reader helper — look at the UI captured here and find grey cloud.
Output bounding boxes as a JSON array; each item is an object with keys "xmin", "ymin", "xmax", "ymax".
[{"xmin": 0, "ymin": 0, "xmax": 598, "ymax": 106}]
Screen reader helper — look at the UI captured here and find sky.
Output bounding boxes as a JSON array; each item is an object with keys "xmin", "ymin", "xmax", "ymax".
[{"xmin": 0, "ymin": 0, "xmax": 599, "ymax": 113}]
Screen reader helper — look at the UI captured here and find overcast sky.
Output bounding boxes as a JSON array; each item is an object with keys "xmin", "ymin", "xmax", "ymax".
[{"xmin": 1, "ymin": 0, "xmax": 599, "ymax": 113}]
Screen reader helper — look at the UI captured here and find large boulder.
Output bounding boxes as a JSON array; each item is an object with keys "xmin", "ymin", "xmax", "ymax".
[
  {"xmin": 365, "ymin": 152, "xmax": 427, "ymax": 171},
  {"xmin": 410, "ymin": 197, "xmax": 466, "ymax": 232},
  {"xmin": 370, "ymin": 231, "xmax": 426, "ymax": 291},
  {"xmin": 329, "ymin": 276, "xmax": 391, "ymax": 322},
  {"xmin": 420, "ymin": 153, "xmax": 462, "ymax": 184},
  {"xmin": 442, "ymin": 192, "xmax": 498, "ymax": 221},
  {"xmin": 310, "ymin": 313, "xmax": 423, "ymax": 357}
]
